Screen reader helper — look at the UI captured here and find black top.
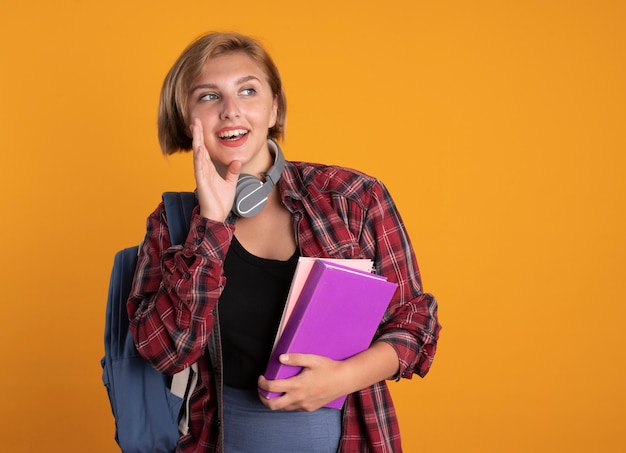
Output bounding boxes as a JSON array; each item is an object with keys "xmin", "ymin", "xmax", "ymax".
[{"xmin": 220, "ymin": 236, "xmax": 299, "ymax": 389}]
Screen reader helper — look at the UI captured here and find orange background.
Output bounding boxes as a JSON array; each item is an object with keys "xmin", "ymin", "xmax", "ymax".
[{"xmin": 1, "ymin": 1, "xmax": 625, "ymax": 452}]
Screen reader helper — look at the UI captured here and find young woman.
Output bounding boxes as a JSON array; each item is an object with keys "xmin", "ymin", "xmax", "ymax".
[{"xmin": 128, "ymin": 31, "xmax": 441, "ymax": 453}]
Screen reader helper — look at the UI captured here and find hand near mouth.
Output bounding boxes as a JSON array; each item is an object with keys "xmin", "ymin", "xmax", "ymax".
[{"xmin": 191, "ymin": 118, "xmax": 242, "ymax": 222}]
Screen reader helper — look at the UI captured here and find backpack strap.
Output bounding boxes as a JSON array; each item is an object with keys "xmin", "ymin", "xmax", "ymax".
[
  {"xmin": 162, "ymin": 191, "xmax": 197, "ymax": 245},
  {"xmin": 161, "ymin": 191, "xmax": 199, "ymax": 436}
]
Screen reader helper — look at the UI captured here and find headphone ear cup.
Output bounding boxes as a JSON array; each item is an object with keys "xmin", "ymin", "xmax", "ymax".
[
  {"xmin": 233, "ymin": 174, "xmax": 267, "ymax": 218},
  {"xmin": 230, "ymin": 141, "xmax": 284, "ymax": 218}
]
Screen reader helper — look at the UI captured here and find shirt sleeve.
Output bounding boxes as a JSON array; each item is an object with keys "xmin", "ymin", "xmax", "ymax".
[
  {"xmin": 127, "ymin": 202, "xmax": 235, "ymax": 374},
  {"xmin": 363, "ymin": 181, "xmax": 441, "ymax": 379}
]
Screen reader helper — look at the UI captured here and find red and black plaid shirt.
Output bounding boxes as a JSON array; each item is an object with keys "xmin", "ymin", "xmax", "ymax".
[{"xmin": 128, "ymin": 161, "xmax": 441, "ymax": 452}]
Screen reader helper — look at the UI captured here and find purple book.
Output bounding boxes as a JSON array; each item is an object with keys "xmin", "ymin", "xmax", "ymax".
[{"xmin": 260, "ymin": 259, "xmax": 398, "ymax": 409}]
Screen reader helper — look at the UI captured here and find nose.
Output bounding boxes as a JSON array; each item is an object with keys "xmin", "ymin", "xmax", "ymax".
[{"xmin": 219, "ymin": 95, "xmax": 240, "ymax": 120}]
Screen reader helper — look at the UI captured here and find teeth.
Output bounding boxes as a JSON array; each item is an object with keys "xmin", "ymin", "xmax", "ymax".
[{"xmin": 218, "ymin": 129, "xmax": 248, "ymax": 139}]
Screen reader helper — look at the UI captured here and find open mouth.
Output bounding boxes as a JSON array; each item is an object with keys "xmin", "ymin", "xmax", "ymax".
[{"xmin": 218, "ymin": 129, "xmax": 249, "ymax": 141}]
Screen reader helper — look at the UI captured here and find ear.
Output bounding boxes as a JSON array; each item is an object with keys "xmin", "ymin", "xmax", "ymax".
[{"xmin": 268, "ymin": 95, "xmax": 279, "ymax": 129}]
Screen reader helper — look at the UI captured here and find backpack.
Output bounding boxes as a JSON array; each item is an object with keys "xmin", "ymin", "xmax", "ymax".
[{"xmin": 101, "ymin": 192, "xmax": 197, "ymax": 453}]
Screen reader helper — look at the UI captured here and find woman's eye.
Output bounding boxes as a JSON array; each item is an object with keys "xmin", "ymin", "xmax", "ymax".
[
  {"xmin": 241, "ymin": 88, "xmax": 256, "ymax": 96},
  {"xmin": 200, "ymin": 93, "xmax": 219, "ymax": 101}
]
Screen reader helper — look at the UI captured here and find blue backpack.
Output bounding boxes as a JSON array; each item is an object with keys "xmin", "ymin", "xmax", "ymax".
[{"xmin": 101, "ymin": 192, "xmax": 197, "ymax": 453}]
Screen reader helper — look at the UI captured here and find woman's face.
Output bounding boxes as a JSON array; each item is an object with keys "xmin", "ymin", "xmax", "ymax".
[{"xmin": 187, "ymin": 52, "xmax": 278, "ymax": 175}]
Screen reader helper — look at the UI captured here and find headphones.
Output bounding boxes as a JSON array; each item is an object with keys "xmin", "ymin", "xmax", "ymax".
[{"xmin": 232, "ymin": 139, "xmax": 286, "ymax": 218}]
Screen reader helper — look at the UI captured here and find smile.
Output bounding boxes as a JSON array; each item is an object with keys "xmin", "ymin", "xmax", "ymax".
[{"xmin": 217, "ymin": 129, "xmax": 249, "ymax": 140}]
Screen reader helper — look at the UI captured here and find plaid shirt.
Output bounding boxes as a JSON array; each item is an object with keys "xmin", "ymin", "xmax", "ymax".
[{"xmin": 128, "ymin": 161, "xmax": 441, "ymax": 452}]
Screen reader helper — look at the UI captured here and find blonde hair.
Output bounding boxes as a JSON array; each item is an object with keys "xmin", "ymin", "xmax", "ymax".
[{"xmin": 158, "ymin": 32, "xmax": 287, "ymax": 154}]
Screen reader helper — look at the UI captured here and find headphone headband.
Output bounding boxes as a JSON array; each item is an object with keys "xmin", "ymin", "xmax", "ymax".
[{"xmin": 264, "ymin": 140, "xmax": 285, "ymax": 185}]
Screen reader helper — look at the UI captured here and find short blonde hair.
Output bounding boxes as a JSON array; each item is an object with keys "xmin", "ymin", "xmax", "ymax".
[{"xmin": 158, "ymin": 32, "xmax": 287, "ymax": 154}]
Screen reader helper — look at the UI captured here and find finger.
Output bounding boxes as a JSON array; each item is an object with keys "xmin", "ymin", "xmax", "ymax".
[
  {"xmin": 257, "ymin": 374, "xmax": 293, "ymax": 399},
  {"xmin": 257, "ymin": 375, "xmax": 270, "ymax": 391},
  {"xmin": 190, "ymin": 119, "xmax": 213, "ymax": 179},
  {"xmin": 191, "ymin": 118, "xmax": 204, "ymax": 149},
  {"xmin": 279, "ymin": 353, "xmax": 320, "ymax": 369},
  {"xmin": 257, "ymin": 376, "xmax": 287, "ymax": 407},
  {"xmin": 223, "ymin": 159, "xmax": 242, "ymax": 185}
]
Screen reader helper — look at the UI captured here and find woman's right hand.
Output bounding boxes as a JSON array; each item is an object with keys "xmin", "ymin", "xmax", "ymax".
[{"xmin": 191, "ymin": 118, "xmax": 242, "ymax": 222}]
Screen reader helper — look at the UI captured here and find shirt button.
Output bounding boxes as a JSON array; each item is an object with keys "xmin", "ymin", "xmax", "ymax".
[
  {"xmin": 183, "ymin": 272, "xmax": 191, "ymax": 279},
  {"xmin": 194, "ymin": 238, "xmax": 202, "ymax": 245},
  {"xmin": 197, "ymin": 226, "xmax": 205, "ymax": 232}
]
